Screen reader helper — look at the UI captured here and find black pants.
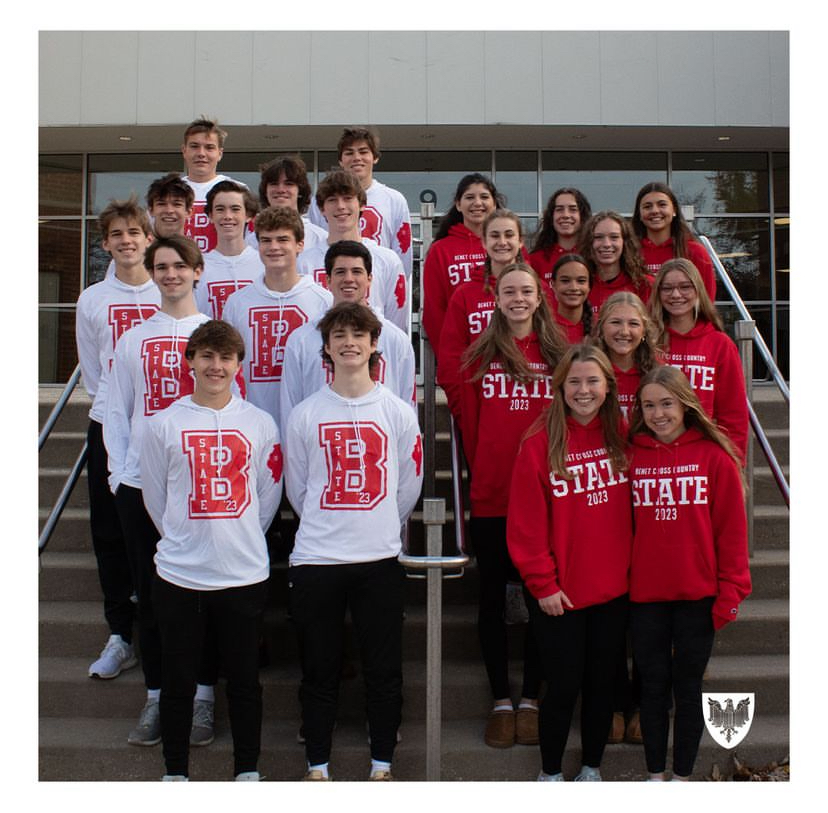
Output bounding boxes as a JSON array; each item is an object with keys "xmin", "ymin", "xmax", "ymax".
[
  {"xmin": 529, "ymin": 593, "xmax": 628, "ymax": 775},
  {"xmin": 471, "ymin": 516, "xmax": 541, "ymax": 700},
  {"xmin": 86, "ymin": 420, "xmax": 134, "ymax": 642},
  {"xmin": 114, "ymin": 485, "xmax": 219, "ymax": 690},
  {"xmin": 114, "ymin": 484, "xmax": 163, "ymax": 689},
  {"xmin": 289, "ymin": 558, "xmax": 404, "ymax": 766},
  {"xmin": 630, "ymin": 597, "xmax": 715, "ymax": 777},
  {"xmin": 152, "ymin": 576, "xmax": 267, "ymax": 777}
]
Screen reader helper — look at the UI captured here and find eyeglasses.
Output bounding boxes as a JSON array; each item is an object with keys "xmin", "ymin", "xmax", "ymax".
[{"xmin": 660, "ymin": 283, "xmax": 695, "ymax": 295}]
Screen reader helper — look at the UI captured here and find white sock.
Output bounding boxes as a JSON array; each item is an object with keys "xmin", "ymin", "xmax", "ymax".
[
  {"xmin": 147, "ymin": 689, "xmax": 160, "ymax": 702},
  {"xmin": 371, "ymin": 760, "xmax": 391, "ymax": 775},
  {"xmin": 492, "ymin": 702, "xmax": 513, "ymax": 713},
  {"xmin": 195, "ymin": 684, "xmax": 215, "ymax": 702},
  {"xmin": 308, "ymin": 763, "xmax": 329, "ymax": 778}
]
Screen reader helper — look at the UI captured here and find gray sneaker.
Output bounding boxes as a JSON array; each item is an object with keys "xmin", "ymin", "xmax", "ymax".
[
  {"xmin": 88, "ymin": 634, "xmax": 138, "ymax": 679},
  {"xmin": 128, "ymin": 699, "xmax": 161, "ymax": 746},
  {"xmin": 190, "ymin": 699, "xmax": 215, "ymax": 746}
]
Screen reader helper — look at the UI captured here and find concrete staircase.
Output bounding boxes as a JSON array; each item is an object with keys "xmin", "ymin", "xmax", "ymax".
[{"xmin": 38, "ymin": 383, "xmax": 789, "ymax": 781}]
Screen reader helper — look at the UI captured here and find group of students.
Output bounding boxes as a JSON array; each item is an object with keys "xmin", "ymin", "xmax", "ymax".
[
  {"xmin": 423, "ymin": 175, "xmax": 751, "ymax": 781},
  {"xmin": 73, "ymin": 117, "xmax": 751, "ymax": 783}
]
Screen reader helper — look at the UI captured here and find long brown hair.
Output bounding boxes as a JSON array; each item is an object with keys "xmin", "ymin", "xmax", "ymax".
[
  {"xmin": 648, "ymin": 257, "xmax": 722, "ymax": 349},
  {"xmin": 593, "ymin": 291, "xmax": 662, "ymax": 372},
  {"xmin": 629, "ymin": 365, "xmax": 746, "ymax": 489},
  {"xmin": 544, "ymin": 343, "xmax": 629, "ymax": 479},
  {"xmin": 631, "ymin": 181, "xmax": 695, "ymax": 258},
  {"xmin": 579, "ymin": 211, "xmax": 648, "ymax": 287},
  {"xmin": 463, "ymin": 263, "xmax": 567, "ymax": 382}
]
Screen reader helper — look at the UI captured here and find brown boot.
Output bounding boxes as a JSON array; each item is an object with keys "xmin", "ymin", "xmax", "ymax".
[
  {"xmin": 607, "ymin": 711, "xmax": 625, "ymax": 744},
  {"xmin": 625, "ymin": 710, "xmax": 643, "ymax": 744},
  {"xmin": 515, "ymin": 706, "xmax": 539, "ymax": 745},
  {"xmin": 484, "ymin": 708, "xmax": 515, "ymax": 748}
]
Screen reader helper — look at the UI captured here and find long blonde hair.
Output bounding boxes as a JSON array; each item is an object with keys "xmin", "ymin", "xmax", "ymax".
[
  {"xmin": 593, "ymin": 291, "xmax": 662, "ymax": 371},
  {"xmin": 544, "ymin": 343, "xmax": 629, "ymax": 479},
  {"xmin": 628, "ymin": 365, "xmax": 746, "ymax": 490},
  {"xmin": 463, "ymin": 263, "xmax": 567, "ymax": 382},
  {"xmin": 648, "ymin": 258, "xmax": 722, "ymax": 349}
]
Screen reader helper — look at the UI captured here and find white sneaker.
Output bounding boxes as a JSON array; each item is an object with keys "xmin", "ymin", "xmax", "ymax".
[
  {"xmin": 161, "ymin": 775, "xmax": 188, "ymax": 781},
  {"xmin": 235, "ymin": 771, "xmax": 261, "ymax": 781},
  {"xmin": 538, "ymin": 771, "xmax": 564, "ymax": 781},
  {"xmin": 88, "ymin": 634, "xmax": 138, "ymax": 679},
  {"xmin": 574, "ymin": 766, "xmax": 602, "ymax": 781}
]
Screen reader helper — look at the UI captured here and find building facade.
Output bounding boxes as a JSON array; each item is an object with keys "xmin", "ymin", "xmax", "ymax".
[{"xmin": 39, "ymin": 30, "xmax": 789, "ymax": 382}]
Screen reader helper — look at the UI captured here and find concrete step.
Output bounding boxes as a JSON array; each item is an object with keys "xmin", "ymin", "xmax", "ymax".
[
  {"xmin": 37, "ymin": 712, "xmax": 789, "ymax": 782},
  {"xmin": 39, "ymin": 544, "xmax": 789, "ymax": 607},
  {"xmin": 40, "ymin": 594, "xmax": 789, "ymax": 665},
  {"xmin": 38, "ymin": 649, "xmax": 790, "ymax": 722}
]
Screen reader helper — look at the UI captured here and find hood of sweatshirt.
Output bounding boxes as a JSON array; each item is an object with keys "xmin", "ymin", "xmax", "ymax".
[
  {"xmin": 105, "ymin": 273, "xmax": 158, "ymax": 294},
  {"xmin": 667, "ymin": 317, "xmax": 716, "ymax": 343},
  {"xmin": 631, "ymin": 424, "xmax": 702, "ymax": 452},
  {"xmin": 253, "ymin": 274, "xmax": 318, "ymax": 300},
  {"xmin": 446, "ymin": 222, "xmax": 483, "ymax": 245}
]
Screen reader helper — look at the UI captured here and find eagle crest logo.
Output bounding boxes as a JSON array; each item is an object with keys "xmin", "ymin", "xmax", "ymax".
[{"xmin": 702, "ymin": 693, "xmax": 755, "ymax": 749}]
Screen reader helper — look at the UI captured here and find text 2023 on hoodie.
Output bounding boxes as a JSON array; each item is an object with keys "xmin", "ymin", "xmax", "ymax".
[
  {"xmin": 507, "ymin": 415, "xmax": 632, "ymax": 609},
  {"xmin": 629, "ymin": 427, "xmax": 751, "ymax": 629},
  {"xmin": 663, "ymin": 319, "xmax": 749, "ymax": 462}
]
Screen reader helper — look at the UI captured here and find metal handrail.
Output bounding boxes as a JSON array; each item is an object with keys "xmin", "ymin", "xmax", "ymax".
[
  {"xmin": 38, "ymin": 363, "xmax": 87, "ymax": 554},
  {"xmin": 698, "ymin": 235, "xmax": 790, "ymax": 511},
  {"xmin": 749, "ymin": 400, "xmax": 790, "ymax": 507},
  {"xmin": 697, "ymin": 234, "xmax": 789, "ymax": 402},
  {"xmin": 39, "ymin": 364, "xmax": 83, "ymax": 450}
]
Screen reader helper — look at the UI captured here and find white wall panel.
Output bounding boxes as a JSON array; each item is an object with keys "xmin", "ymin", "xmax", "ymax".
[
  {"xmin": 368, "ymin": 32, "xmax": 427, "ymax": 124},
  {"xmin": 599, "ymin": 31, "xmax": 660, "ymax": 125},
  {"xmin": 309, "ymin": 32, "xmax": 371, "ymax": 124},
  {"xmin": 484, "ymin": 32, "xmax": 543, "ymax": 125},
  {"xmin": 541, "ymin": 31, "xmax": 602, "ymax": 125},
  {"xmin": 79, "ymin": 32, "xmax": 139, "ymax": 124},
  {"xmin": 714, "ymin": 31, "xmax": 773, "ymax": 126},
  {"xmin": 193, "ymin": 32, "xmax": 254, "ymax": 124},
  {"xmin": 425, "ymin": 31, "xmax": 486, "ymax": 124},
  {"xmin": 252, "ymin": 32, "xmax": 313, "ymax": 125},
  {"xmin": 136, "ymin": 32, "xmax": 197, "ymax": 125},
  {"xmin": 39, "ymin": 31, "xmax": 83, "ymax": 126},
  {"xmin": 656, "ymin": 31, "xmax": 716, "ymax": 126}
]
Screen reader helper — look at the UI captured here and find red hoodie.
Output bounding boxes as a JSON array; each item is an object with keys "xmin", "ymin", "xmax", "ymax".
[
  {"xmin": 507, "ymin": 415, "xmax": 632, "ymax": 609},
  {"xmin": 613, "ymin": 363, "xmax": 643, "ymax": 422},
  {"xmin": 460, "ymin": 333, "xmax": 554, "ymax": 517},
  {"xmin": 589, "ymin": 271, "xmax": 654, "ymax": 317},
  {"xmin": 422, "ymin": 222, "xmax": 487, "ymax": 353},
  {"xmin": 554, "ymin": 308, "xmax": 587, "ymax": 344},
  {"xmin": 663, "ymin": 320, "xmax": 749, "ymax": 462},
  {"xmin": 527, "ymin": 243, "xmax": 568, "ymax": 288},
  {"xmin": 640, "ymin": 237, "xmax": 716, "ymax": 302},
  {"xmin": 437, "ymin": 269, "xmax": 496, "ymax": 419},
  {"xmin": 629, "ymin": 427, "xmax": 751, "ymax": 629}
]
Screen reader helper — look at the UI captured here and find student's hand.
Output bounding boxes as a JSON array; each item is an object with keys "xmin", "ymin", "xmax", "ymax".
[{"xmin": 538, "ymin": 590, "xmax": 573, "ymax": 616}]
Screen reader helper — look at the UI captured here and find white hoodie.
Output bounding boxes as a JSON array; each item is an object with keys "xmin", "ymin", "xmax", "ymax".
[
  {"xmin": 103, "ymin": 310, "xmax": 211, "ymax": 493},
  {"xmin": 141, "ymin": 395, "xmax": 282, "ymax": 590},
  {"xmin": 279, "ymin": 309, "xmax": 416, "ymax": 435},
  {"xmin": 195, "ymin": 245, "xmax": 264, "ymax": 320},
  {"xmin": 221, "ymin": 275, "xmax": 332, "ymax": 428},
  {"xmin": 285, "ymin": 383, "xmax": 423, "ymax": 566},
  {"xmin": 75, "ymin": 274, "xmax": 160, "ymax": 422}
]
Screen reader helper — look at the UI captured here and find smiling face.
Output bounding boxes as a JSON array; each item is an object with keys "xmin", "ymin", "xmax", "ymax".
[
  {"xmin": 257, "ymin": 228, "xmax": 303, "ymax": 274},
  {"xmin": 324, "ymin": 324, "xmax": 377, "ymax": 373},
  {"xmin": 592, "ymin": 217, "xmax": 624, "ymax": 271},
  {"xmin": 338, "ymin": 140, "xmax": 378, "ymax": 185},
  {"xmin": 181, "ymin": 131, "xmax": 223, "ymax": 183},
  {"xmin": 600, "ymin": 303, "xmax": 645, "ymax": 366},
  {"xmin": 552, "ymin": 260, "xmax": 590, "ymax": 313},
  {"xmin": 149, "ymin": 195, "xmax": 192, "ymax": 238},
  {"xmin": 484, "ymin": 216, "xmax": 523, "ymax": 271},
  {"xmin": 563, "ymin": 360, "xmax": 608, "ymax": 425},
  {"xmin": 266, "ymin": 173, "xmax": 300, "ymax": 211},
  {"xmin": 455, "ymin": 183, "xmax": 496, "ymax": 231},
  {"xmin": 102, "ymin": 216, "xmax": 151, "ymax": 273},
  {"xmin": 552, "ymin": 193, "xmax": 581, "ymax": 240},
  {"xmin": 187, "ymin": 346, "xmax": 241, "ymax": 403},
  {"xmin": 659, "ymin": 268, "xmax": 698, "ymax": 325},
  {"xmin": 208, "ymin": 190, "xmax": 247, "ymax": 242},
  {"xmin": 496, "ymin": 269, "xmax": 540, "ymax": 334},
  {"xmin": 640, "ymin": 382, "xmax": 686, "ymax": 444},
  {"xmin": 328, "ymin": 255, "xmax": 371, "ymax": 305},
  {"xmin": 150, "ymin": 246, "xmax": 202, "ymax": 305},
  {"xmin": 321, "ymin": 192, "xmax": 361, "ymax": 236},
  {"xmin": 639, "ymin": 191, "xmax": 676, "ymax": 240}
]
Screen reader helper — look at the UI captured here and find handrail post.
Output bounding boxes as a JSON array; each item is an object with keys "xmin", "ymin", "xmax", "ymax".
[
  {"xmin": 424, "ymin": 497, "xmax": 445, "ymax": 781},
  {"xmin": 735, "ymin": 319, "xmax": 756, "ymax": 557},
  {"xmin": 420, "ymin": 202, "xmax": 436, "ymax": 498}
]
